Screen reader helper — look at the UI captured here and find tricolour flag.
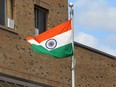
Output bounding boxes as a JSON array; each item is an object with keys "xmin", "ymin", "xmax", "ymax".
[{"xmin": 26, "ymin": 19, "xmax": 73, "ymax": 59}]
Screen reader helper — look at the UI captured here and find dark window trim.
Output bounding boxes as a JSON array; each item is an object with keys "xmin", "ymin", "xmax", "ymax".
[
  {"xmin": 10, "ymin": 0, "xmax": 14, "ymax": 19},
  {"xmin": 34, "ymin": 5, "xmax": 49, "ymax": 12},
  {"xmin": 0, "ymin": 0, "xmax": 6, "ymax": 25},
  {"xmin": 0, "ymin": 73, "xmax": 53, "ymax": 87}
]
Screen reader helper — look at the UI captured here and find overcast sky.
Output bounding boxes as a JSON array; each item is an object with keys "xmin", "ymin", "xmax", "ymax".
[{"xmin": 68, "ymin": 0, "xmax": 116, "ymax": 57}]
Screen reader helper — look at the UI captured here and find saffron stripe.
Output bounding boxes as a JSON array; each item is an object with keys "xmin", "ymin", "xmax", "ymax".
[{"xmin": 34, "ymin": 19, "xmax": 72, "ymax": 43}]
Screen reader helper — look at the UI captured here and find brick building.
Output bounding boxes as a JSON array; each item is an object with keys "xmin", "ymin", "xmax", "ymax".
[{"xmin": 0, "ymin": 0, "xmax": 116, "ymax": 87}]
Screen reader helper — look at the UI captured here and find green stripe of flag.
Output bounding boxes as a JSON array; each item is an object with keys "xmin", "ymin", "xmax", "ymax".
[{"xmin": 32, "ymin": 43, "xmax": 73, "ymax": 59}]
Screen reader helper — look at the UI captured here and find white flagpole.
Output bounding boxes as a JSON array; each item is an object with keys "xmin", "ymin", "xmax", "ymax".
[{"xmin": 69, "ymin": 3, "xmax": 75, "ymax": 87}]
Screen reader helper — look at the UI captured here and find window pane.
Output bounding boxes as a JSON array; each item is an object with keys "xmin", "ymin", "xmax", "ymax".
[
  {"xmin": 34, "ymin": 8, "xmax": 37, "ymax": 28},
  {"xmin": 37, "ymin": 9, "xmax": 39, "ymax": 29},
  {"xmin": 7, "ymin": 0, "xmax": 13, "ymax": 19},
  {"xmin": 0, "ymin": 0, "xmax": 5, "ymax": 25},
  {"xmin": 39, "ymin": 10, "xmax": 46, "ymax": 33}
]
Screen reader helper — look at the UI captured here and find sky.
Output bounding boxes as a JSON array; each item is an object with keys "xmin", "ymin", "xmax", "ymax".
[{"xmin": 68, "ymin": 0, "xmax": 116, "ymax": 57}]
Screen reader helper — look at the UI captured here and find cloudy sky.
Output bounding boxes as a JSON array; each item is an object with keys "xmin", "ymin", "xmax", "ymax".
[{"xmin": 68, "ymin": 0, "xmax": 116, "ymax": 57}]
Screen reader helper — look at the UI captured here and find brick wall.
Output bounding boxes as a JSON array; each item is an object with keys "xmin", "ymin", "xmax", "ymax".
[
  {"xmin": 75, "ymin": 43, "xmax": 116, "ymax": 87},
  {"xmin": 0, "ymin": 0, "xmax": 116, "ymax": 87},
  {"xmin": 0, "ymin": 0, "xmax": 70, "ymax": 87}
]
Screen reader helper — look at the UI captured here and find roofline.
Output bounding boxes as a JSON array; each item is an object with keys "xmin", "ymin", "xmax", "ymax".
[{"xmin": 74, "ymin": 42, "xmax": 116, "ymax": 60}]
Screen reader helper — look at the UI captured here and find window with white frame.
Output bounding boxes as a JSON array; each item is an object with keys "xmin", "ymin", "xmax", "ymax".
[
  {"xmin": 34, "ymin": 5, "xmax": 48, "ymax": 35},
  {"xmin": 0, "ymin": 0, "xmax": 14, "ymax": 29}
]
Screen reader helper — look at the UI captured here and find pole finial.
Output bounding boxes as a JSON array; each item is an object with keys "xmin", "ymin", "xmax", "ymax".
[{"xmin": 69, "ymin": 3, "xmax": 74, "ymax": 8}]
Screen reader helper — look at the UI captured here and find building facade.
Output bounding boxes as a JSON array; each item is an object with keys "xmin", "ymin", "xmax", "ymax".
[
  {"xmin": 0, "ymin": 0, "xmax": 116, "ymax": 87},
  {"xmin": 75, "ymin": 42, "xmax": 116, "ymax": 87},
  {"xmin": 0, "ymin": 0, "xmax": 70, "ymax": 87}
]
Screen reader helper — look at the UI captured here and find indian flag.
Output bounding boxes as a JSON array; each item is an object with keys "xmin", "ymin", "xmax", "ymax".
[{"xmin": 26, "ymin": 19, "xmax": 73, "ymax": 59}]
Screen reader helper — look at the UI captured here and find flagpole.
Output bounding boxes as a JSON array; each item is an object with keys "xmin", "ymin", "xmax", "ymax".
[{"xmin": 69, "ymin": 3, "xmax": 75, "ymax": 87}]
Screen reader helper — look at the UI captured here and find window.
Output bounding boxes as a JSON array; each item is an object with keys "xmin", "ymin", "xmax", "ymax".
[
  {"xmin": 34, "ymin": 5, "xmax": 48, "ymax": 35},
  {"xmin": 0, "ymin": 75, "xmax": 52, "ymax": 87},
  {"xmin": 0, "ymin": 0, "xmax": 6, "ymax": 25},
  {"xmin": 0, "ymin": 0, "xmax": 14, "ymax": 28}
]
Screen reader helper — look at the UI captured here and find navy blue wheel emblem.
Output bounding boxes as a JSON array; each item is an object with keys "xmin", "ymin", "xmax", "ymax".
[{"xmin": 45, "ymin": 39, "xmax": 57, "ymax": 49}]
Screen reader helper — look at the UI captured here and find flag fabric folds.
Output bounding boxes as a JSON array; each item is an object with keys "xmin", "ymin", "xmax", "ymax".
[{"xmin": 26, "ymin": 19, "xmax": 73, "ymax": 59}]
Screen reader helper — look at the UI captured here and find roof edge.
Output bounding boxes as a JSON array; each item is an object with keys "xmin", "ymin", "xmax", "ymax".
[{"xmin": 74, "ymin": 42, "xmax": 116, "ymax": 60}]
